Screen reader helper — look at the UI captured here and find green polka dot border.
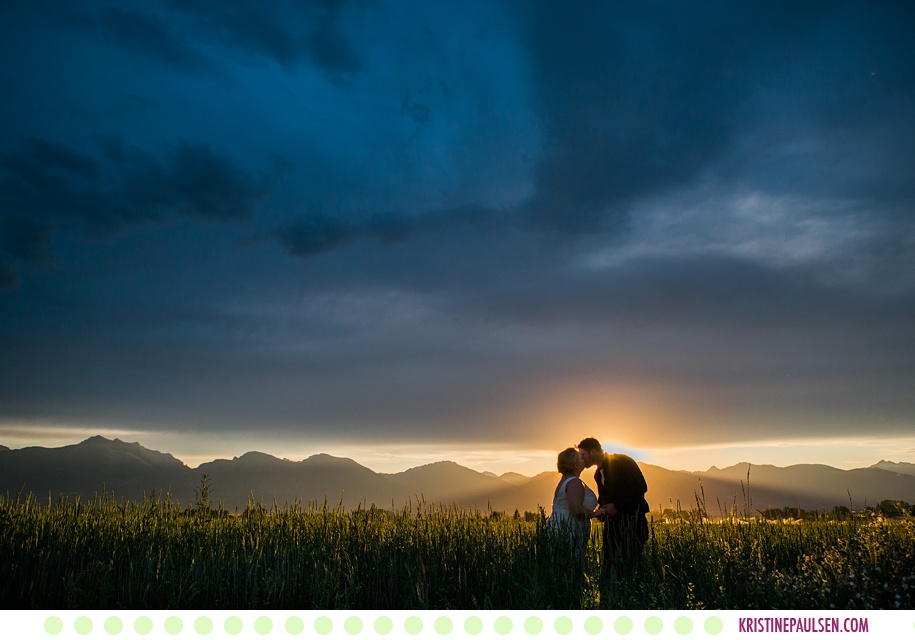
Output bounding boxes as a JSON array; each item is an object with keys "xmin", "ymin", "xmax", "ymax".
[
  {"xmin": 524, "ymin": 616, "xmax": 543, "ymax": 635},
  {"xmin": 104, "ymin": 616, "xmax": 124, "ymax": 635},
  {"xmin": 704, "ymin": 616, "xmax": 724, "ymax": 635},
  {"xmin": 30, "ymin": 613, "xmax": 740, "ymax": 638},
  {"xmin": 163, "ymin": 616, "xmax": 183, "ymax": 636},
  {"xmin": 675, "ymin": 616, "xmax": 693, "ymax": 635},
  {"xmin": 374, "ymin": 617, "xmax": 394, "ymax": 635},
  {"xmin": 314, "ymin": 616, "xmax": 333, "ymax": 636},
  {"xmin": 193, "ymin": 616, "xmax": 213, "ymax": 635},
  {"xmin": 494, "ymin": 616, "xmax": 513, "ymax": 635},
  {"xmin": 43, "ymin": 617, "xmax": 63, "ymax": 636},
  {"xmin": 134, "ymin": 617, "xmax": 154, "ymax": 636},
  {"xmin": 74, "ymin": 616, "xmax": 93, "ymax": 636},
  {"xmin": 224, "ymin": 616, "xmax": 243, "ymax": 636},
  {"xmin": 404, "ymin": 616, "xmax": 423, "ymax": 636},
  {"xmin": 644, "ymin": 616, "xmax": 664, "ymax": 636},
  {"xmin": 434, "ymin": 616, "xmax": 453, "ymax": 635},
  {"xmin": 464, "ymin": 616, "xmax": 484, "ymax": 635},
  {"xmin": 254, "ymin": 616, "xmax": 273, "ymax": 635},
  {"xmin": 286, "ymin": 616, "xmax": 305, "ymax": 635},
  {"xmin": 554, "ymin": 616, "xmax": 574, "ymax": 635},
  {"xmin": 344, "ymin": 616, "xmax": 363, "ymax": 635},
  {"xmin": 614, "ymin": 616, "xmax": 634, "ymax": 635}
]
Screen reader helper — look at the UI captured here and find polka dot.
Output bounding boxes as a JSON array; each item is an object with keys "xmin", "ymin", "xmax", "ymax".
[
  {"xmin": 494, "ymin": 616, "xmax": 513, "ymax": 635},
  {"xmin": 224, "ymin": 617, "xmax": 244, "ymax": 636},
  {"xmin": 404, "ymin": 616, "xmax": 423, "ymax": 635},
  {"xmin": 554, "ymin": 616, "xmax": 574, "ymax": 635},
  {"xmin": 286, "ymin": 617, "xmax": 305, "ymax": 635},
  {"xmin": 105, "ymin": 617, "xmax": 124, "ymax": 635},
  {"xmin": 644, "ymin": 616, "xmax": 663, "ymax": 636},
  {"xmin": 135, "ymin": 617, "xmax": 154, "ymax": 636},
  {"xmin": 44, "ymin": 617, "xmax": 64, "ymax": 635},
  {"xmin": 344, "ymin": 617, "xmax": 363, "ymax": 635},
  {"xmin": 584, "ymin": 617, "xmax": 603, "ymax": 635},
  {"xmin": 704, "ymin": 617, "xmax": 724, "ymax": 635},
  {"xmin": 254, "ymin": 617, "xmax": 273, "ymax": 635},
  {"xmin": 314, "ymin": 617, "xmax": 333, "ymax": 636},
  {"xmin": 164, "ymin": 616, "xmax": 183, "ymax": 636},
  {"xmin": 74, "ymin": 617, "xmax": 93, "ymax": 636},
  {"xmin": 374, "ymin": 617, "xmax": 394, "ymax": 635},
  {"xmin": 675, "ymin": 616, "xmax": 693, "ymax": 635},
  {"xmin": 194, "ymin": 617, "xmax": 213, "ymax": 635},
  {"xmin": 434, "ymin": 617, "xmax": 453, "ymax": 635},
  {"xmin": 464, "ymin": 616, "xmax": 484, "ymax": 635},
  {"xmin": 524, "ymin": 617, "xmax": 543, "ymax": 635},
  {"xmin": 614, "ymin": 617, "xmax": 633, "ymax": 635}
]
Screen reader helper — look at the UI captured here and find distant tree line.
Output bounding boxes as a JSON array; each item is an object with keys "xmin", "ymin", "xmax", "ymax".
[
  {"xmin": 654, "ymin": 500, "xmax": 914, "ymax": 522},
  {"xmin": 758, "ymin": 501, "xmax": 914, "ymax": 520}
]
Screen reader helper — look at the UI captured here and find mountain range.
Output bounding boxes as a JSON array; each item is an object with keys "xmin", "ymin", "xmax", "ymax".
[{"xmin": 1, "ymin": 436, "xmax": 913, "ymax": 514}]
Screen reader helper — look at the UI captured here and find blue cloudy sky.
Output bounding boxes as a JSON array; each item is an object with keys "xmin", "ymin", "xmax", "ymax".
[{"xmin": 1, "ymin": 1, "xmax": 914, "ymax": 474}]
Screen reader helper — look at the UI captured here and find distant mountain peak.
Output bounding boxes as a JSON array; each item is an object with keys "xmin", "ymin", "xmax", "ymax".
[
  {"xmin": 305, "ymin": 453, "xmax": 345, "ymax": 461},
  {"xmin": 79, "ymin": 435, "xmax": 144, "ymax": 450},
  {"xmin": 498, "ymin": 472, "xmax": 531, "ymax": 486},
  {"xmin": 411, "ymin": 460, "xmax": 461, "ymax": 470},
  {"xmin": 234, "ymin": 451, "xmax": 278, "ymax": 462},
  {"xmin": 301, "ymin": 453, "xmax": 368, "ymax": 471},
  {"xmin": 70, "ymin": 434, "xmax": 186, "ymax": 469},
  {"xmin": 871, "ymin": 460, "xmax": 915, "ymax": 477}
]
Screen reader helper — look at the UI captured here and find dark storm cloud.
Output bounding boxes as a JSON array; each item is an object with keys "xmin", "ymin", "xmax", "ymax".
[
  {"xmin": 165, "ymin": 0, "xmax": 364, "ymax": 72},
  {"xmin": 470, "ymin": 253, "xmax": 915, "ymax": 334},
  {"xmin": 0, "ymin": 265, "xmax": 19, "ymax": 291},
  {"xmin": 26, "ymin": 0, "xmax": 365, "ymax": 75},
  {"xmin": 274, "ymin": 215, "xmax": 354, "ymax": 258},
  {"xmin": 400, "ymin": 91, "xmax": 433, "ymax": 125},
  {"xmin": 513, "ymin": 1, "xmax": 845, "ymax": 232},
  {"xmin": 2, "ymin": 0, "xmax": 915, "ymax": 458},
  {"xmin": 109, "ymin": 94, "xmax": 159, "ymax": 118},
  {"xmin": 719, "ymin": 3, "xmax": 915, "ymax": 211},
  {"xmin": 95, "ymin": 5, "xmax": 211, "ymax": 71},
  {"xmin": 15, "ymin": 1, "xmax": 206, "ymax": 71},
  {"xmin": 274, "ymin": 211, "xmax": 413, "ymax": 258},
  {"xmin": 0, "ymin": 136, "xmax": 266, "ymax": 239},
  {"xmin": 0, "ymin": 216, "xmax": 55, "ymax": 265}
]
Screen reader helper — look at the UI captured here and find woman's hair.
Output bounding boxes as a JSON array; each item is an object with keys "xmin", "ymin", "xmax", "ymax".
[{"xmin": 556, "ymin": 447, "xmax": 581, "ymax": 474}]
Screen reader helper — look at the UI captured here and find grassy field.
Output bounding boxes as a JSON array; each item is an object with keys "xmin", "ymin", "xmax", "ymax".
[{"xmin": 1, "ymin": 491, "xmax": 912, "ymax": 609}]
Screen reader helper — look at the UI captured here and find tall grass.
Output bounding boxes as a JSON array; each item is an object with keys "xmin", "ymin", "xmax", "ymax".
[
  {"xmin": 625, "ymin": 510, "xmax": 914, "ymax": 609},
  {"xmin": 1, "ymin": 492, "xmax": 912, "ymax": 609}
]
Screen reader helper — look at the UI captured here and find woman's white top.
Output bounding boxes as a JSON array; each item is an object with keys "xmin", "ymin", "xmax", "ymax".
[{"xmin": 549, "ymin": 476, "xmax": 598, "ymax": 526}]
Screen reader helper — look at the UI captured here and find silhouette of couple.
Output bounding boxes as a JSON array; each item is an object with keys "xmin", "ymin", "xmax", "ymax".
[{"xmin": 546, "ymin": 437, "xmax": 649, "ymax": 598}]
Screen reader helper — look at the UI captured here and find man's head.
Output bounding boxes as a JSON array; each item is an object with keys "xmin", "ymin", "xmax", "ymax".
[{"xmin": 577, "ymin": 437, "xmax": 603, "ymax": 468}]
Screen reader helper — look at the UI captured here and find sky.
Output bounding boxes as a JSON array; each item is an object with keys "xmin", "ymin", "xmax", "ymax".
[{"xmin": 1, "ymin": 1, "xmax": 914, "ymax": 476}]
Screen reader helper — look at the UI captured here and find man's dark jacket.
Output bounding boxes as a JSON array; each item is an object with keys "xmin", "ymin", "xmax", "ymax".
[{"xmin": 594, "ymin": 453, "xmax": 650, "ymax": 547}]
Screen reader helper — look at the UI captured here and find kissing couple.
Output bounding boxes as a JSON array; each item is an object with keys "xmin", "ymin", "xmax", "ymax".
[{"xmin": 547, "ymin": 437, "xmax": 650, "ymax": 580}]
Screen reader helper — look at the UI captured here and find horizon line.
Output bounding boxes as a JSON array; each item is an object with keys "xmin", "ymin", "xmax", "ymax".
[{"xmin": 2, "ymin": 433, "xmax": 911, "ymax": 477}]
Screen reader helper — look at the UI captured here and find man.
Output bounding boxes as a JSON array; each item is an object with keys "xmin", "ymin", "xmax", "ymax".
[{"xmin": 577, "ymin": 437, "xmax": 650, "ymax": 561}]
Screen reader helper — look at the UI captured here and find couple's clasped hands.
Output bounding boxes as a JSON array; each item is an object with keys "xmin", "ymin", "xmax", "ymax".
[{"xmin": 590, "ymin": 503, "xmax": 617, "ymax": 519}]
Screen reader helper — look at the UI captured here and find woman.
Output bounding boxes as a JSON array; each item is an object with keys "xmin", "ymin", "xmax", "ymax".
[{"xmin": 547, "ymin": 447, "xmax": 599, "ymax": 561}]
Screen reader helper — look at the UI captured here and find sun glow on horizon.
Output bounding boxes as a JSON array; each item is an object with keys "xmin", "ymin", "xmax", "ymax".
[{"xmin": 2, "ymin": 422, "xmax": 913, "ymax": 477}]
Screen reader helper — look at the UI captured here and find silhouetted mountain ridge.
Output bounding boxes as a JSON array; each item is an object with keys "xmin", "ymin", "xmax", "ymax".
[
  {"xmin": 0, "ymin": 436, "xmax": 190, "ymax": 501},
  {"xmin": 383, "ymin": 461, "xmax": 514, "ymax": 505},
  {"xmin": 1, "ymin": 437, "xmax": 913, "ymax": 513},
  {"xmin": 871, "ymin": 460, "xmax": 915, "ymax": 476}
]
